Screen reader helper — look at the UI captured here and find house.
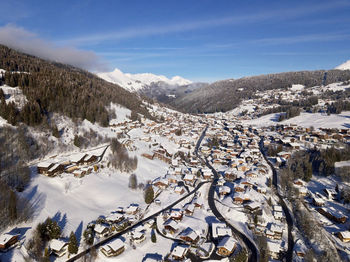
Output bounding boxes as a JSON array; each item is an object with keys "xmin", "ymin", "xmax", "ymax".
[
  {"xmin": 174, "ymin": 186, "xmax": 185, "ymax": 195},
  {"xmin": 218, "ymin": 185, "xmax": 231, "ymax": 197},
  {"xmin": 73, "ymin": 169, "xmax": 86, "ymax": 178},
  {"xmin": 179, "ymin": 227, "xmax": 199, "ymax": 243},
  {"xmin": 267, "ymin": 241, "xmax": 282, "ymax": 260},
  {"xmin": 153, "ymin": 178, "xmax": 168, "ymax": 190},
  {"xmin": 84, "ymin": 154, "xmax": 98, "ymax": 164},
  {"xmin": 317, "ymin": 208, "xmax": 347, "ymax": 224},
  {"xmin": 216, "ymin": 236, "xmax": 237, "ymax": 257},
  {"xmin": 94, "ymin": 224, "xmax": 110, "ymax": 238},
  {"xmin": 211, "ymin": 223, "xmax": 232, "ymax": 239},
  {"xmin": 125, "ymin": 204, "xmax": 140, "ymax": 215},
  {"xmin": 312, "ymin": 196, "xmax": 325, "ymax": 207},
  {"xmin": 184, "ymin": 203, "xmax": 195, "ymax": 216},
  {"xmin": 244, "ymin": 202, "xmax": 261, "ymax": 213},
  {"xmin": 71, "ymin": 153, "xmax": 87, "ymax": 165},
  {"xmin": 106, "ymin": 213, "xmax": 124, "ymax": 224},
  {"xmin": 37, "ymin": 162, "xmax": 55, "ymax": 175},
  {"xmin": 46, "ymin": 163, "xmax": 65, "ymax": 177},
  {"xmin": 163, "ymin": 219, "xmax": 179, "ymax": 234},
  {"xmin": 49, "ymin": 239, "xmax": 67, "ymax": 257},
  {"xmin": 183, "ymin": 174, "xmax": 195, "ymax": 185},
  {"xmin": 336, "ymin": 231, "xmax": 350, "ymax": 242},
  {"xmin": 224, "ymin": 171, "xmax": 236, "ymax": 181},
  {"xmin": 0, "ymin": 233, "xmax": 19, "ymax": 251},
  {"xmin": 171, "ymin": 245, "xmax": 189, "ymax": 260},
  {"xmin": 100, "ymin": 238, "xmax": 125, "ymax": 257},
  {"xmin": 132, "ymin": 231, "xmax": 146, "ymax": 244},
  {"xmin": 170, "ymin": 209, "xmax": 183, "ymax": 221}
]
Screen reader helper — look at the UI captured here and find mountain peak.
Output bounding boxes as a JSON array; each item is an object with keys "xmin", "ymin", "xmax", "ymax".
[
  {"xmin": 335, "ymin": 60, "xmax": 350, "ymax": 70},
  {"xmin": 97, "ymin": 68, "xmax": 192, "ymax": 92}
]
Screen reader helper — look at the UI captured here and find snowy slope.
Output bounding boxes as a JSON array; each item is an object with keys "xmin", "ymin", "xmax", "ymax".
[
  {"xmin": 97, "ymin": 68, "xmax": 192, "ymax": 92},
  {"xmin": 335, "ymin": 60, "xmax": 350, "ymax": 70}
]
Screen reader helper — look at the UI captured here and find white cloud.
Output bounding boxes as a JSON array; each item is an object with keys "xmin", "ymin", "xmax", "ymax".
[{"xmin": 0, "ymin": 24, "xmax": 108, "ymax": 71}]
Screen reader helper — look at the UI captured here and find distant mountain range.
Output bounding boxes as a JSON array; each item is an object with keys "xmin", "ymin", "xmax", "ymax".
[
  {"xmin": 335, "ymin": 60, "xmax": 350, "ymax": 70},
  {"xmin": 97, "ymin": 68, "xmax": 192, "ymax": 92}
]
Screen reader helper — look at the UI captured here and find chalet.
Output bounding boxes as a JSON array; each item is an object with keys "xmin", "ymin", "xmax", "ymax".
[
  {"xmin": 84, "ymin": 154, "xmax": 98, "ymax": 164},
  {"xmin": 298, "ymin": 187, "xmax": 308, "ymax": 197},
  {"xmin": 174, "ymin": 186, "xmax": 185, "ymax": 195},
  {"xmin": 94, "ymin": 224, "xmax": 110, "ymax": 238},
  {"xmin": 237, "ymin": 163, "xmax": 247, "ymax": 172},
  {"xmin": 336, "ymin": 231, "xmax": 350, "ymax": 242},
  {"xmin": 224, "ymin": 171, "xmax": 236, "ymax": 181},
  {"xmin": 170, "ymin": 209, "xmax": 183, "ymax": 221},
  {"xmin": 277, "ymin": 151, "xmax": 291, "ymax": 159},
  {"xmin": 183, "ymin": 174, "xmax": 195, "ymax": 185},
  {"xmin": 184, "ymin": 203, "xmax": 195, "ymax": 216},
  {"xmin": 212, "ymin": 223, "xmax": 232, "ymax": 239},
  {"xmin": 37, "ymin": 162, "xmax": 55, "ymax": 175},
  {"xmin": 46, "ymin": 163, "xmax": 65, "ymax": 177},
  {"xmin": 171, "ymin": 245, "xmax": 189, "ymax": 260},
  {"xmin": 179, "ymin": 227, "xmax": 199, "ymax": 243},
  {"xmin": 101, "ymin": 239, "xmax": 125, "ymax": 257},
  {"xmin": 244, "ymin": 202, "xmax": 261, "ymax": 213},
  {"xmin": 232, "ymin": 192, "xmax": 250, "ymax": 204},
  {"xmin": 125, "ymin": 204, "xmax": 140, "ymax": 215},
  {"xmin": 73, "ymin": 169, "xmax": 86, "ymax": 178},
  {"xmin": 132, "ymin": 231, "xmax": 146, "ymax": 244},
  {"xmin": 245, "ymin": 170, "xmax": 258, "ymax": 178},
  {"xmin": 0, "ymin": 233, "xmax": 19, "ymax": 251},
  {"xmin": 49, "ymin": 239, "xmax": 67, "ymax": 257},
  {"xmin": 216, "ymin": 236, "xmax": 237, "ymax": 257},
  {"xmin": 312, "ymin": 196, "xmax": 325, "ymax": 207},
  {"xmin": 294, "ymin": 179, "xmax": 304, "ymax": 186},
  {"xmin": 71, "ymin": 153, "xmax": 87, "ymax": 165},
  {"xmin": 168, "ymin": 175, "xmax": 178, "ymax": 185},
  {"xmin": 153, "ymin": 178, "xmax": 168, "ymax": 190},
  {"xmin": 267, "ymin": 241, "xmax": 282, "ymax": 260},
  {"xmin": 106, "ymin": 213, "xmax": 124, "ymax": 224},
  {"xmin": 218, "ymin": 185, "xmax": 231, "ymax": 197},
  {"xmin": 192, "ymin": 197, "xmax": 204, "ymax": 209},
  {"xmin": 163, "ymin": 219, "xmax": 180, "ymax": 234},
  {"xmin": 323, "ymin": 188, "xmax": 337, "ymax": 200},
  {"xmin": 234, "ymin": 184, "xmax": 245, "ymax": 192},
  {"xmin": 317, "ymin": 208, "xmax": 347, "ymax": 224}
]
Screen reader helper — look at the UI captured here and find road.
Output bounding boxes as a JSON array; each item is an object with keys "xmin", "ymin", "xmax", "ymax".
[
  {"xmin": 195, "ymin": 126, "xmax": 258, "ymax": 262},
  {"xmin": 259, "ymin": 136, "xmax": 294, "ymax": 261},
  {"xmin": 205, "ymin": 157, "xmax": 259, "ymax": 262}
]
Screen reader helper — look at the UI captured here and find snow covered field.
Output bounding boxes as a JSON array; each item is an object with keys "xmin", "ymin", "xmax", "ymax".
[{"xmin": 243, "ymin": 111, "xmax": 350, "ymax": 129}]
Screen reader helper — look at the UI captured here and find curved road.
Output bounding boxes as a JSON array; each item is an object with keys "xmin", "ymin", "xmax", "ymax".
[
  {"xmin": 196, "ymin": 126, "xmax": 259, "ymax": 262},
  {"xmin": 259, "ymin": 136, "xmax": 294, "ymax": 261}
]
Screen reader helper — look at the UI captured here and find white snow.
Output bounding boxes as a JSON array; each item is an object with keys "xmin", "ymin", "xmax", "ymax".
[
  {"xmin": 243, "ymin": 112, "xmax": 350, "ymax": 129},
  {"xmin": 335, "ymin": 60, "xmax": 350, "ymax": 70},
  {"xmin": 97, "ymin": 68, "xmax": 192, "ymax": 92}
]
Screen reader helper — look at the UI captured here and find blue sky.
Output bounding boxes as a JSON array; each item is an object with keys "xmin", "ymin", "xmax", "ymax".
[{"xmin": 0, "ymin": 0, "xmax": 350, "ymax": 82}]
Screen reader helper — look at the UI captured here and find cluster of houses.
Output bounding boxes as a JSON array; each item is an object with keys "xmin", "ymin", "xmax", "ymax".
[{"xmin": 37, "ymin": 152, "xmax": 99, "ymax": 178}]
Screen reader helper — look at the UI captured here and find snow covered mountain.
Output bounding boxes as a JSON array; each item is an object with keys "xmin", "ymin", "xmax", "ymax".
[
  {"xmin": 97, "ymin": 68, "xmax": 192, "ymax": 92},
  {"xmin": 335, "ymin": 60, "xmax": 350, "ymax": 70}
]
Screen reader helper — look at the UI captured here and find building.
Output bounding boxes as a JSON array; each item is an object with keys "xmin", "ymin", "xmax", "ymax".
[
  {"xmin": 49, "ymin": 239, "xmax": 67, "ymax": 257},
  {"xmin": 336, "ymin": 231, "xmax": 350, "ymax": 242},
  {"xmin": 100, "ymin": 239, "xmax": 125, "ymax": 257},
  {"xmin": 0, "ymin": 233, "xmax": 19, "ymax": 251},
  {"xmin": 216, "ymin": 236, "xmax": 237, "ymax": 257},
  {"xmin": 171, "ymin": 245, "xmax": 189, "ymax": 260}
]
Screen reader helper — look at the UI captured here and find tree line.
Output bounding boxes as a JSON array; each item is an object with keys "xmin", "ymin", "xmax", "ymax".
[{"xmin": 0, "ymin": 44, "xmax": 154, "ymax": 128}]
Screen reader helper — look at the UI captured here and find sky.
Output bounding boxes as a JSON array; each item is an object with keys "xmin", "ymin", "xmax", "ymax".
[{"xmin": 0, "ymin": 0, "xmax": 350, "ymax": 82}]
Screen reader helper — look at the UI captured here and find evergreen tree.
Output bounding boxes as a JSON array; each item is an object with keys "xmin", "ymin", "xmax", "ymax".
[
  {"xmin": 151, "ymin": 230, "xmax": 156, "ymax": 243},
  {"xmin": 68, "ymin": 231, "xmax": 78, "ymax": 254},
  {"xmin": 144, "ymin": 185, "xmax": 154, "ymax": 204}
]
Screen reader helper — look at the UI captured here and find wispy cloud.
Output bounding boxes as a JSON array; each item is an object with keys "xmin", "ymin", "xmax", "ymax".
[
  {"xmin": 57, "ymin": 1, "xmax": 350, "ymax": 46},
  {"xmin": 0, "ymin": 24, "xmax": 109, "ymax": 71}
]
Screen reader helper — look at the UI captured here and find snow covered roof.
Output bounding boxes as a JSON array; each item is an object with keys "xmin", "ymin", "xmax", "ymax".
[
  {"xmin": 105, "ymin": 238, "xmax": 124, "ymax": 252},
  {"xmin": 0, "ymin": 233, "xmax": 18, "ymax": 246},
  {"xmin": 172, "ymin": 245, "xmax": 188, "ymax": 257},
  {"xmin": 50, "ymin": 239, "xmax": 67, "ymax": 252},
  {"xmin": 217, "ymin": 236, "xmax": 237, "ymax": 251},
  {"xmin": 37, "ymin": 161, "xmax": 54, "ymax": 168},
  {"xmin": 70, "ymin": 153, "xmax": 87, "ymax": 163},
  {"xmin": 267, "ymin": 241, "xmax": 282, "ymax": 253},
  {"xmin": 94, "ymin": 224, "xmax": 108, "ymax": 234}
]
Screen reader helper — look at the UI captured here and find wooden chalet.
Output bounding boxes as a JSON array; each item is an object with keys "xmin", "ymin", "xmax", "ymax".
[
  {"xmin": 216, "ymin": 236, "xmax": 237, "ymax": 257},
  {"xmin": 101, "ymin": 239, "xmax": 125, "ymax": 257},
  {"xmin": 0, "ymin": 233, "xmax": 19, "ymax": 251}
]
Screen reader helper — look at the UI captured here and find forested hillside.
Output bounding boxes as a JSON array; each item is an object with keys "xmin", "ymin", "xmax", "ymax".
[
  {"xmin": 0, "ymin": 45, "xmax": 152, "ymax": 127},
  {"xmin": 170, "ymin": 70, "xmax": 350, "ymax": 113}
]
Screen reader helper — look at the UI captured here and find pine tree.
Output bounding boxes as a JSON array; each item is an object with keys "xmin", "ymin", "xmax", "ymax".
[
  {"xmin": 151, "ymin": 230, "xmax": 156, "ymax": 243},
  {"xmin": 144, "ymin": 185, "xmax": 154, "ymax": 204},
  {"xmin": 68, "ymin": 231, "xmax": 78, "ymax": 254}
]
